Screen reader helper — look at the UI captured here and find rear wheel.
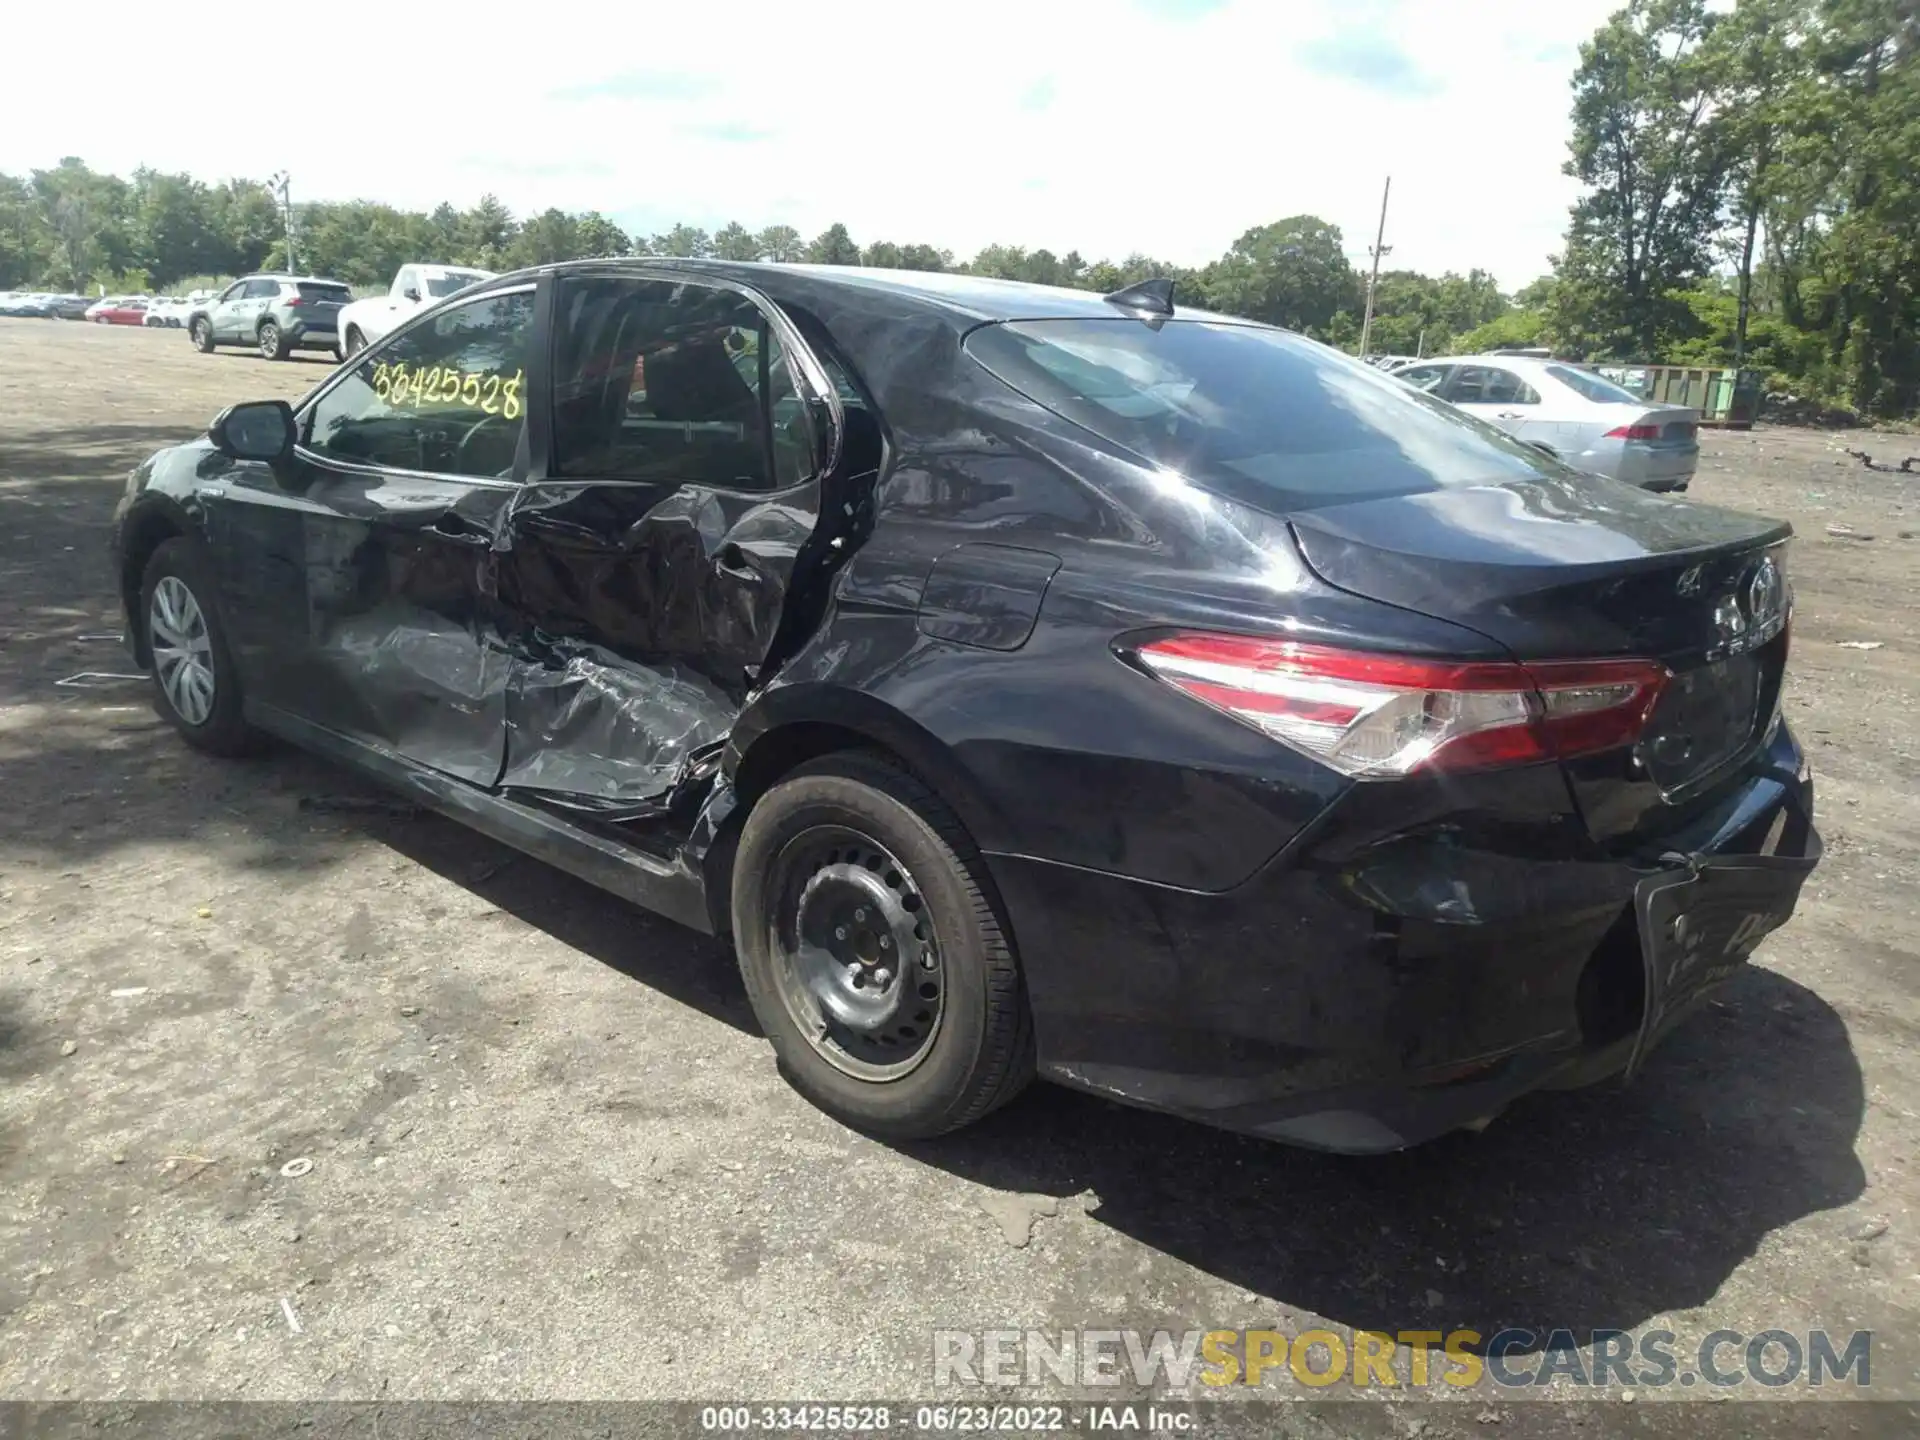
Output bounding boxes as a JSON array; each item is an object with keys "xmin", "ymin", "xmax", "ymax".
[
  {"xmin": 139, "ymin": 539, "xmax": 263, "ymax": 757},
  {"xmin": 258, "ymin": 320, "xmax": 289, "ymax": 361},
  {"xmin": 732, "ymin": 752, "xmax": 1033, "ymax": 1139},
  {"xmin": 190, "ymin": 318, "xmax": 214, "ymax": 352}
]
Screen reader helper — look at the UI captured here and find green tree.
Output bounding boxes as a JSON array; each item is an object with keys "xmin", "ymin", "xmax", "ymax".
[
  {"xmin": 574, "ymin": 212, "xmax": 631, "ymax": 258},
  {"xmin": 1561, "ymin": 0, "xmax": 1729, "ymax": 354},
  {"xmin": 652, "ymin": 223, "xmax": 712, "ymax": 258},
  {"xmin": 1200, "ymin": 216, "xmax": 1360, "ymax": 334},
  {"xmin": 894, "ymin": 243, "xmax": 951, "ymax": 271},
  {"xmin": 459, "ymin": 195, "xmax": 518, "ymax": 269},
  {"xmin": 806, "ymin": 223, "xmax": 861, "ymax": 265},
  {"xmin": 712, "ymin": 221, "xmax": 762, "ymax": 260},
  {"xmin": 758, "ymin": 224, "xmax": 804, "ymax": 262}
]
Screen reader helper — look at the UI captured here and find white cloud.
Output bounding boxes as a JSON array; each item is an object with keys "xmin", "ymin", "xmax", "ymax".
[{"xmin": 0, "ymin": 0, "xmax": 1616, "ymax": 289}]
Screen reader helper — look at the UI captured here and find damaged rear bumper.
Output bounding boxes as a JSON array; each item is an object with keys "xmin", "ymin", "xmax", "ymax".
[{"xmin": 987, "ymin": 723, "xmax": 1819, "ymax": 1153}]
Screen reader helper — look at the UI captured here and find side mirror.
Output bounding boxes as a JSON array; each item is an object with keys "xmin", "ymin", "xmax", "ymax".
[
  {"xmin": 402, "ymin": 286, "xmax": 421, "ymax": 302},
  {"xmin": 209, "ymin": 400, "xmax": 295, "ymax": 464}
]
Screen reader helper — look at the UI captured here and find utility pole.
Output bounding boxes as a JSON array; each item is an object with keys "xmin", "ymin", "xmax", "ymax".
[
  {"xmin": 1357, "ymin": 175, "xmax": 1392, "ymax": 360},
  {"xmin": 267, "ymin": 171, "xmax": 296, "ymax": 272}
]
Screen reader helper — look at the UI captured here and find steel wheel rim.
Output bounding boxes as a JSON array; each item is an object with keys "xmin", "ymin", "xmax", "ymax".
[
  {"xmin": 149, "ymin": 575, "xmax": 215, "ymax": 726},
  {"xmin": 766, "ymin": 825, "xmax": 945, "ymax": 1081}
]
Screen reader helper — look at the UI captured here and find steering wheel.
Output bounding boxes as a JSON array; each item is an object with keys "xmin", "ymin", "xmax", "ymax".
[{"xmin": 453, "ymin": 416, "xmax": 507, "ymax": 476}]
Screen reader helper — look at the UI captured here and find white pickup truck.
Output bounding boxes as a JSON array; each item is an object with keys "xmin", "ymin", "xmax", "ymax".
[{"xmin": 336, "ymin": 263, "xmax": 496, "ymax": 357}]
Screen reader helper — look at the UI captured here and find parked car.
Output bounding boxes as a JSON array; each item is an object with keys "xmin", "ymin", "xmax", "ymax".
[
  {"xmin": 0, "ymin": 292, "xmax": 59, "ymax": 317},
  {"xmin": 111, "ymin": 262, "xmax": 1818, "ymax": 1151},
  {"xmin": 1393, "ymin": 354, "xmax": 1701, "ymax": 491},
  {"xmin": 86, "ymin": 296, "xmax": 151, "ymax": 325},
  {"xmin": 187, "ymin": 274, "xmax": 353, "ymax": 360},
  {"xmin": 145, "ymin": 297, "xmax": 195, "ymax": 328},
  {"xmin": 51, "ymin": 293, "xmax": 95, "ymax": 320},
  {"xmin": 337, "ymin": 264, "xmax": 496, "ymax": 357}
]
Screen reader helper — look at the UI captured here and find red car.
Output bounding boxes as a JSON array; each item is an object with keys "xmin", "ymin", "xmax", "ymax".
[{"xmin": 86, "ymin": 296, "xmax": 150, "ymax": 325}]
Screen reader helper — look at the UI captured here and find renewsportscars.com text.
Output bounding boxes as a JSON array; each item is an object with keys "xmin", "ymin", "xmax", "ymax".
[{"xmin": 933, "ymin": 1327, "xmax": 1872, "ymax": 1391}]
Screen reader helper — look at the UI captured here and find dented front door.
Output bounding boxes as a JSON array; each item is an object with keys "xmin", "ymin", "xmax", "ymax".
[
  {"xmin": 277, "ymin": 284, "xmax": 538, "ymax": 783},
  {"xmin": 493, "ymin": 273, "xmax": 829, "ymax": 813}
]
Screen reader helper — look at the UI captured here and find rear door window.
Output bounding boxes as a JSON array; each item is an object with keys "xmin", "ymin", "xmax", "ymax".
[
  {"xmin": 1547, "ymin": 364, "xmax": 1644, "ymax": 404},
  {"xmin": 963, "ymin": 319, "xmax": 1561, "ymax": 511},
  {"xmin": 547, "ymin": 275, "xmax": 808, "ymax": 492},
  {"xmin": 1449, "ymin": 366, "xmax": 1540, "ymax": 405}
]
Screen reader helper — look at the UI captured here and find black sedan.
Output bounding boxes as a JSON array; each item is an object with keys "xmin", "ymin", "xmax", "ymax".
[{"xmin": 110, "ymin": 261, "xmax": 1820, "ymax": 1152}]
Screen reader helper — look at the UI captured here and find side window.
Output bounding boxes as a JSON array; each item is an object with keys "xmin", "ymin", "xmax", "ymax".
[
  {"xmin": 218, "ymin": 281, "xmax": 246, "ymax": 303},
  {"xmin": 396, "ymin": 267, "xmax": 417, "ymax": 297},
  {"xmin": 1396, "ymin": 365, "xmax": 1448, "ymax": 394},
  {"xmin": 303, "ymin": 289, "xmax": 535, "ymax": 479},
  {"xmin": 548, "ymin": 275, "xmax": 808, "ymax": 491},
  {"xmin": 1482, "ymin": 369, "xmax": 1540, "ymax": 405},
  {"xmin": 243, "ymin": 278, "xmax": 277, "ymax": 299},
  {"xmin": 1452, "ymin": 366, "xmax": 1541, "ymax": 405}
]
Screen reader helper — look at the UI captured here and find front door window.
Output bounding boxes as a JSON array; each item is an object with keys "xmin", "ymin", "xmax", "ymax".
[{"xmin": 302, "ymin": 288, "xmax": 535, "ymax": 479}]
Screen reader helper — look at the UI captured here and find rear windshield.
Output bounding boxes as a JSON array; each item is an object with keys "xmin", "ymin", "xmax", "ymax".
[
  {"xmin": 964, "ymin": 319, "xmax": 1563, "ymax": 511},
  {"xmin": 426, "ymin": 272, "xmax": 486, "ymax": 298},
  {"xmin": 1547, "ymin": 364, "xmax": 1642, "ymax": 405},
  {"xmin": 298, "ymin": 283, "xmax": 353, "ymax": 304}
]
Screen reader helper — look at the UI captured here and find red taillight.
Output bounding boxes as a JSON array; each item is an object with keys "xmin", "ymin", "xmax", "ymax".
[
  {"xmin": 1132, "ymin": 634, "xmax": 1668, "ymax": 779},
  {"xmin": 284, "ymin": 297, "xmax": 305, "ymax": 307},
  {"xmin": 1605, "ymin": 423, "xmax": 1661, "ymax": 441}
]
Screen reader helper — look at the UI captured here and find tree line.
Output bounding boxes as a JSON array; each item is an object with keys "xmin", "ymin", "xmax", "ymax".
[
  {"xmin": 0, "ymin": 163, "xmax": 1505, "ymax": 353},
  {"xmin": 2, "ymin": 0, "xmax": 1914, "ymax": 415}
]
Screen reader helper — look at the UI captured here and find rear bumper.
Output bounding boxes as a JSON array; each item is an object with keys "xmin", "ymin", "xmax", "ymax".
[
  {"xmin": 286, "ymin": 321, "xmax": 339, "ymax": 347},
  {"xmin": 1605, "ymin": 443, "xmax": 1700, "ymax": 490},
  {"xmin": 989, "ymin": 722, "xmax": 1817, "ymax": 1153}
]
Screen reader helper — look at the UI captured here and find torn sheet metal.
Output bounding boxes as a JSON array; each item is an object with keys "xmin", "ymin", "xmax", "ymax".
[
  {"xmin": 321, "ymin": 608, "xmax": 508, "ymax": 787},
  {"xmin": 501, "ymin": 639, "xmax": 734, "ymax": 817}
]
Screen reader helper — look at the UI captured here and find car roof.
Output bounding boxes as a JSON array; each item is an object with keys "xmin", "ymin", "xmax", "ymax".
[
  {"xmin": 244, "ymin": 273, "xmax": 349, "ymax": 286},
  {"xmin": 491, "ymin": 257, "xmax": 1255, "ymax": 328},
  {"xmin": 1420, "ymin": 353, "xmax": 1571, "ymax": 371}
]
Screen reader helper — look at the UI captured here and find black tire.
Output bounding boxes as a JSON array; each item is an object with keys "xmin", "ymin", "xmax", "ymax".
[
  {"xmin": 190, "ymin": 318, "xmax": 214, "ymax": 352},
  {"xmin": 258, "ymin": 320, "xmax": 289, "ymax": 361},
  {"xmin": 343, "ymin": 326, "xmax": 366, "ymax": 360},
  {"xmin": 138, "ymin": 538, "xmax": 263, "ymax": 757},
  {"xmin": 732, "ymin": 752, "xmax": 1033, "ymax": 1139}
]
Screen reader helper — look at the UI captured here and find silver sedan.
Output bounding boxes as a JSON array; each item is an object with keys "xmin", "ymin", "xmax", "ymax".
[{"xmin": 1393, "ymin": 354, "xmax": 1700, "ymax": 490}]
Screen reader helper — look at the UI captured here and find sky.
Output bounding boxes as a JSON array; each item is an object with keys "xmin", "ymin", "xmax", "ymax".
[{"xmin": 0, "ymin": 0, "xmax": 1621, "ymax": 290}]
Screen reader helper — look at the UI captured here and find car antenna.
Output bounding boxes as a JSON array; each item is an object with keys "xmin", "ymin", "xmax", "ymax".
[{"xmin": 1103, "ymin": 276, "xmax": 1175, "ymax": 318}]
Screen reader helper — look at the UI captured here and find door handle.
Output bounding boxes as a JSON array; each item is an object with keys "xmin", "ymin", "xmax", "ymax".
[
  {"xmin": 431, "ymin": 512, "xmax": 491, "ymax": 542},
  {"xmin": 1497, "ymin": 411, "xmax": 1524, "ymax": 420}
]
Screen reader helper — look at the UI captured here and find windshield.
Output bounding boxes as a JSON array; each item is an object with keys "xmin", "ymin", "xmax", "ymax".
[
  {"xmin": 964, "ymin": 319, "xmax": 1567, "ymax": 511},
  {"xmin": 427, "ymin": 272, "xmax": 487, "ymax": 298},
  {"xmin": 1547, "ymin": 364, "xmax": 1643, "ymax": 405}
]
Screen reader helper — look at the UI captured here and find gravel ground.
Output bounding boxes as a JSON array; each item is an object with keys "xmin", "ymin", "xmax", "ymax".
[{"xmin": 1, "ymin": 319, "xmax": 1917, "ymax": 1431}]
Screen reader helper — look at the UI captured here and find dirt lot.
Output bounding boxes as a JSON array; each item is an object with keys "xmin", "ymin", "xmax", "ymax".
[{"xmin": 2, "ymin": 319, "xmax": 1918, "ymax": 1427}]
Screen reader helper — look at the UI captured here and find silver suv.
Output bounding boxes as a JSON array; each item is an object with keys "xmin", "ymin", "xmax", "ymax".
[{"xmin": 188, "ymin": 274, "xmax": 354, "ymax": 361}]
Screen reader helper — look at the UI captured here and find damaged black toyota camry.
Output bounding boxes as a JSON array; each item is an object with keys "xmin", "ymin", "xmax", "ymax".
[{"xmin": 111, "ymin": 261, "xmax": 1820, "ymax": 1152}]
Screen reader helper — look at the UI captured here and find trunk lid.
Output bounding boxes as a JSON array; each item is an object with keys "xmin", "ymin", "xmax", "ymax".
[
  {"xmin": 1601, "ymin": 403, "xmax": 1699, "ymax": 448},
  {"xmin": 1287, "ymin": 474, "xmax": 1793, "ymax": 846}
]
